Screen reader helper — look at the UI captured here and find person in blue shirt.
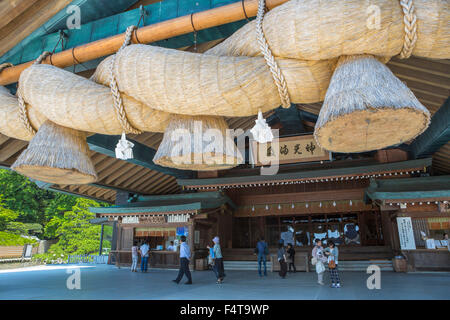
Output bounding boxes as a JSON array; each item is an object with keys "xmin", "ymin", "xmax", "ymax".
[
  {"xmin": 172, "ymin": 235, "xmax": 192, "ymax": 285},
  {"xmin": 255, "ymin": 237, "xmax": 269, "ymax": 277},
  {"xmin": 139, "ymin": 241, "xmax": 150, "ymax": 273},
  {"xmin": 212, "ymin": 236, "xmax": 225, "ymax": 284},
  {"xmin": 325, "ymin": 240, "xmax": 340, "ymax": 288}
]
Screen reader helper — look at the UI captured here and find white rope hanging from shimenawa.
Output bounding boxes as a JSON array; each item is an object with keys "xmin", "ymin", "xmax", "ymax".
[
  {"xmin": 115, "ymin": 132, "xmax": 135, "ymax": 160},
  {"xmin": 111, "ymin": 25, "xmax": 142, "ymax": 160},
  {"xmin": 250, "ymin": 109, "xmax": 273, "ymax": 144}
]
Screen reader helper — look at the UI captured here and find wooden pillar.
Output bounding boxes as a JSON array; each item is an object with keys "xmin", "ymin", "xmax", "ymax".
[{"xmin": 188, "ymin": 218, "xmax": 195, "ymax": 269}]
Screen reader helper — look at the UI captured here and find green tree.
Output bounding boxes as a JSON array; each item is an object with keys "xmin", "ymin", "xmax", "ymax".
[
  {"xmin": 0, "ymin": 169, "xmax": 50, "ymax": 225},
  {"xmin": 48, "ymin": 198, "xmax": 104, "ymax": 255},
  {"xmin": 0, "ymin": 197, "xmax": 19, "ymax": 231}
]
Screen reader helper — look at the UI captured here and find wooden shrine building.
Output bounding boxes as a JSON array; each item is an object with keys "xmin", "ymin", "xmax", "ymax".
[{"xmin": 0, "ymin": 0, "xmax": 449, "ymax": 272}]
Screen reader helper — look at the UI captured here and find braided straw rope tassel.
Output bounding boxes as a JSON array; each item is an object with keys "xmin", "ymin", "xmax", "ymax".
[
  {"xmin": 109, "ymin": 25, "xmax": 143, "ymax": 135},
  {"xmin": 399, "ymin": 0, "xmax": 418, "ymax": 59},
  {"xmin": 17, "ymin": 51, "xmax": 52, "ymax": 136},
  {"xmin": 255, "ymin": 0, "xmax": 291, "ymax": 108}
]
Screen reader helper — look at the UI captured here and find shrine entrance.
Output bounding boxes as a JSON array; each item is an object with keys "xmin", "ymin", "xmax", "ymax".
[{"xmin": 232, "ymin": 211, "xmax": 384, "ymax": 249}]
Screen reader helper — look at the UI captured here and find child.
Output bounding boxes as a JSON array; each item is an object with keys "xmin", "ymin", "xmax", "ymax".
[
  {"xmin": 325, "ymin": 240, "xmax": 341, "ymax": 288},
  {"xmin": 131, "ymin": 241, "xmax": 138, "ymax": 272}
]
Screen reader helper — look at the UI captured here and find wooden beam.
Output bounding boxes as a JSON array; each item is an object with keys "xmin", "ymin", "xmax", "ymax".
[
  {"xmin": 133, "ymin": 172, "xmax": 166, "ymax": 191},
  {"xmin": 0, "ymin": 0, "xmax": 288, "ymax": 85},
  {"xmin": 96, "ymin": 160, "xmax": 130, "ymax": 182},
  {"xmin": 0, "ymin": 0, "xmax": 40, "ymax": 30},
  {"xmin": 111, "ymin": 165, "xmax": 148, "ymax": 186},
  {"xmin": 410, "ymin": 97, "xmax": 450, "ymax": 159},
  {"xmin": 126, "ymin": 170, "xmax": 162, "ymax": 190},
  {"xmin": 0, "ymin": 0, "xmax": 72, "ymax": 57},
  {"xmin": 0, "ymin": 139, "xmax": 27, "ymax": 162},
  {"xmin": 121, "ymin": 170, "xmax": 160, "ymax": 191},
  {"xmin": 87, "ymin": 134, "xmax": 192, "ymax": 178},
  {"xmin": 104, "ymin": 162, "xmax": 136, "ymax": 185}
]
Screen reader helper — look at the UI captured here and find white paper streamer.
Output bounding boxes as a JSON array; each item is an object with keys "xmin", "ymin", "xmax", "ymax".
[
  {"xmin": 115, "ymin": 132, "xmax": 134, "ymax": 160},
  {"xmin": 250, "ymin": 109, "xmax": 273, "ymax": 143}
]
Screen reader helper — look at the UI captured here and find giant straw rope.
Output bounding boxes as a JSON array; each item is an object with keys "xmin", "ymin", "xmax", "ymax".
[{"xmin": 0, "ymin": 0, "xmax": 448, "ymax": 144}]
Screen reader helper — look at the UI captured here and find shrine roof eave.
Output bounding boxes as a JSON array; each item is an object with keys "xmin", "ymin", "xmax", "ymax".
[
  {"xmin": 366, "ymin": 175, "xmax": 450, "ymax": 202},
  {"xmin": 177, "ymin": 158, "xmax": 432, "ymax": 189}
]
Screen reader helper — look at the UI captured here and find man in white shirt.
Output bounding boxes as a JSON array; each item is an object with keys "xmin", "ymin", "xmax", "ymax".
[
  {"xmin": 172, "ymin": 236, "xmax": 192, "ymax": 284},
  {"xmin": 139, "ymin": 241, "xmax": 150, "ymax": 272}
]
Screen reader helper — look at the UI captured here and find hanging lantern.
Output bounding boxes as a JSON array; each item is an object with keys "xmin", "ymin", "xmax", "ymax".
[
  {"xmin": 250, "ymin": 109, "xmax": 273, "ymax": 143},
  {"xmin": 12, "ymin": 120, "xmax": 97, "ymax": 184},
  {"xmin": 314, "ymin": 55, "xmax": 430, "ymax": 153},
  {"xmin": 153, "ymin": 114, "xmax": 243, "ymax": 171}
]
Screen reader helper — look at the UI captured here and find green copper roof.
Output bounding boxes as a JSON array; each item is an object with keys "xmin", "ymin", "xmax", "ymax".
[
  {"xmin": 89, "ymin": 191, "xmax": 235, "ymax": 214},
  {"xmin": 365, "ymin": 175, "xmax": 450, "ymax": 201}
]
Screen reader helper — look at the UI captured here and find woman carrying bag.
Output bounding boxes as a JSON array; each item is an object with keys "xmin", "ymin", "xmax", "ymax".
[{"xmin": 325, "ymin": 240, "xmax": 341, "ymax": 288}]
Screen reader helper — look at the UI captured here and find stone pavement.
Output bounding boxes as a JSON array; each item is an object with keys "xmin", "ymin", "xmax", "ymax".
[{"xmin": 0, "ymin": 264, "xmax": 449, "ymax": 300}]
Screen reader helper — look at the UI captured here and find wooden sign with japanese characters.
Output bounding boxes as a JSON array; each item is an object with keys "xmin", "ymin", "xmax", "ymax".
[{"xmin": 250, "ymin": 135, "xmax": 330, "ymax": 166}]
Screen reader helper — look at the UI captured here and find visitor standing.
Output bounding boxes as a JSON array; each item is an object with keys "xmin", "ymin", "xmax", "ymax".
[
  {"xmin": 139, "ymin": 240, "xmax": 150, "ymax": 273},
  {"xmin": 167, "ymin": 241, "xmax": 176, "ymax": 251},
  {"xmin": 131, "ymin": 241, "xmax": 139, "ymax": 272},
  {"xmin": 277, "ymin": 242, "xmax": 288, "ymax": 278},
  {"xmin": 213, "ymin": 236, "xmax": 225, "ymax": 284},
  {"xmin": 325, "ymin": 240, "xmax": 341, "ymax": 288},
  {"xmin": 444, "ymin": 233, "xmax": 449, "ymax": 251},
  {"xmin": 173, "ymin": 235, "xmax": 192, "ymax": 284},
  {"xmin": 255, "ymin": 237, "xmax": 269, "ymax": 277},
  {"xmin": 207, "ymin": 242, "xmax": 215, "ymax": 271},
  {"xmin": 312, "ymin": 239, "xmax": 327, "ymax": 285},
  {"xmin": 287, "ymin": 243, "xmax": 296, "ymax": 273}
]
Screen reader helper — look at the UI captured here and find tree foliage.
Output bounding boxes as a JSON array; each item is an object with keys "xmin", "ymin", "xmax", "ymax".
[{"xmin": 0, "ymin": 169, "xmax": 110, "ymax": 255}]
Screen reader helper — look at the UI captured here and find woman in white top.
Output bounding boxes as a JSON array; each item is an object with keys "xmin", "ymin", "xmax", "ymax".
[
  {"xmin": 131, "ymin": 241, "xmax": 139, "ymax": 272},
  {"xmin": 312, "ymin": 239, "xmax": 327, "ymax": 285}
]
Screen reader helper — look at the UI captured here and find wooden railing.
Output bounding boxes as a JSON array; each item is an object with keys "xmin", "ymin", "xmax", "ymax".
[{"xmin": 67, "ymin": 254, "xmax": 109, "ymax": 264}]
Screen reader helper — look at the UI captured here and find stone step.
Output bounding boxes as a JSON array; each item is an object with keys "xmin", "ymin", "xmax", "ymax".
[{"xmin": 223, "ymin": 260, "xmax": 394, "ymax": 271}]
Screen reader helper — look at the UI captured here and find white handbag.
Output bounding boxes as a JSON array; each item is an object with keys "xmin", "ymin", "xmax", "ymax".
[{"xmin": 311, "ymin": 257, "xmax": 318, "ymax": 266}]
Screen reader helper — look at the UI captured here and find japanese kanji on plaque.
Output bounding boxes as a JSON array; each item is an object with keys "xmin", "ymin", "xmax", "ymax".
[{"xmin": 250, "ymin": 135, "xmax": 331, "ymax": 166}]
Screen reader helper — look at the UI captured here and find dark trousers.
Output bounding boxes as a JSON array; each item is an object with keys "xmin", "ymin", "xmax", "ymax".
[
  {"xmin": 140, "ymin": 256, "xmax": 148, "ymax": 272},
  {"xmin": 329, "ymin": 265, "xmax": 340, "ymax": 284},
  {"xmin": 175, "ymin": 257, "xmax": 192, "ymax": 283},
  {"xmin": 213, "ymin": 258, "xmax": 225, "ymax": 279},
  {"xmin": 258, "ymin": 255, "xmax": 267, "ymax": 276},
  {"xmin": 288, "ymin": 259, "xmax": 296, "ymax": 272},
  {"xmin": 279, "ymin": 259, "xmax": 287, "ymax": 278}
]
